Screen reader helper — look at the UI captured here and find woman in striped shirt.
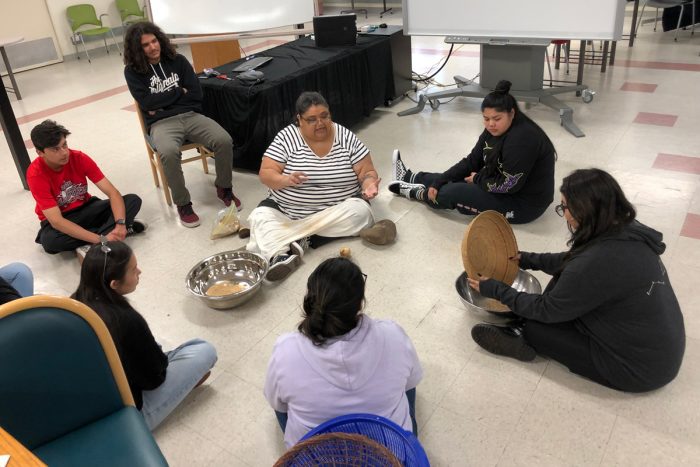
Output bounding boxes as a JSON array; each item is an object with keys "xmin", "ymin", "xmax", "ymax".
[{"xmin": 246, "ymin": 92, "xmax": 396, "ymax": 281}]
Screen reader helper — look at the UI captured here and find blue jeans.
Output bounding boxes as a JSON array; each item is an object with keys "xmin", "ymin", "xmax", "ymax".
[
  {"xmin": 275, "ymin": 388, "xmax": 419, "ymax": 437},
  {"xmin": 0, "ymin": 263, "xmax": 34, "ymax": 297},
  {"xmin": 140, "ymin": 338, "xmax": 217, "ymax": 430}
]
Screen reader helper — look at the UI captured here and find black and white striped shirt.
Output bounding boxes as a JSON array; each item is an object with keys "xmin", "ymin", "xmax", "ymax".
[{"xmin": 265, "ymin": 123, "xmax": 369, "ymax": 219}]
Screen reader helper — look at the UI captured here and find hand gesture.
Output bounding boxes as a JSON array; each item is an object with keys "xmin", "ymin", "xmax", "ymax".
[
  {"xmin": 287, "ymin": 171, "xmax": 308, "ymax": 186},
  {"xmin": 362, "ymin": 177, "xmax": 381, "ymax": 200}
]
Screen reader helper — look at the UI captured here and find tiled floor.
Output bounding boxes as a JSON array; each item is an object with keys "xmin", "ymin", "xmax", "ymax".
[{"xmin": 2, "ymin": 5, "xmax": 699, "ymax": 466}]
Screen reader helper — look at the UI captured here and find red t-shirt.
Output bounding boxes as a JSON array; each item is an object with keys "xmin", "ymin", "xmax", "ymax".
[{"xmin": 27, "ymin": 149, "xmax": 105, "ymax": 221}]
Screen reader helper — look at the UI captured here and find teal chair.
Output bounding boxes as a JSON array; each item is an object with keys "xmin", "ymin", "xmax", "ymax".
[
  {"xmin": 0, "ymin": 296, "xmax": 168, "ymax": 467},
  {"xmin": 66, "ymin": 4, "xmax": 122, "ymax": 63},
  {"xmin": 116, "ymin": 0, "xmax": 148, "ymax": 27}
]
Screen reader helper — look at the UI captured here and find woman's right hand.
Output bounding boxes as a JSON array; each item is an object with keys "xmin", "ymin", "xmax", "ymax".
[
  {"xmin": 509, "ymin": 253, "xmax": 521, "ymax": 263},
  {"xmin": 287, "ymin": 171, "xmax": 308, "ymax": 187}
]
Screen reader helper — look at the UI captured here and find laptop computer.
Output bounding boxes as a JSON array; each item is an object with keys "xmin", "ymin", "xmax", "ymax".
[
  {"xmin": 232, "ymin": 56, "xmax": 273, "ymax": 73},
  {"xmin": 313, "ymin": 14, "xmax": 357, "ymax": 47}
]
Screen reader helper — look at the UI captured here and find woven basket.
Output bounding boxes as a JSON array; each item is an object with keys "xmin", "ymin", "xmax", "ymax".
[{"xmin": 274, "ymin": 432, "xmax": 402, "ymax": 467}]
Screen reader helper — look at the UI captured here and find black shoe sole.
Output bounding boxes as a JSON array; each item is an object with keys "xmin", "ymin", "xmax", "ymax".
[{"xmin": 471, "ymin": 324, "xmax": 536, "ymax": 362}]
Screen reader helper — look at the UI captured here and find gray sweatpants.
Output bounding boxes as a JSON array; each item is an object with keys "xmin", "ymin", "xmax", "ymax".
[{"xmin": 150, "ymin": 111, "xmax": 233, "ymax": 206}]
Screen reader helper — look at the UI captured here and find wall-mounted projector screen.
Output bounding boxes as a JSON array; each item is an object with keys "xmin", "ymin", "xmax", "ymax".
[
  {"xmin": 149, "ymin": 0, "xmax": 315, "ymax": 34},
  {"xmin": 403, "ymin": 0, "xmax": 626, "ymax": 41}
]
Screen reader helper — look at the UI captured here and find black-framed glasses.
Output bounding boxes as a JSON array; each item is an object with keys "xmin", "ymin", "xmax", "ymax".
[
  {"xmin": 554, "ymin": 203, "xmax": 568, "ymax": 217},
  {"xmin": 300, "ymin": 113, "xmax": 331, "ymax": 125},
  {"xmin": 100, "ymin": 237, "xmax": 111, "ymax": 279}
]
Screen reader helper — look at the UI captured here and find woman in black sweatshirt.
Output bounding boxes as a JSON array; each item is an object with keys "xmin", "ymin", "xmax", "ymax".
[
  {"xmin": 388, "ymin": 80, "xmax": 556, "ymax": 224},
  {"xmin": 469, "ymin": 168, "xmax": 685, "ymax": 392},
  {"xmin": 72, "ymin": 241, "xmax": 217, "ymax": 429}
]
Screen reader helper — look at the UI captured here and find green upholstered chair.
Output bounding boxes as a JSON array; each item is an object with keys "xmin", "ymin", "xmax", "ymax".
[
  {"xmin": 0, "ymin": 295, "xmax": 168, "ymax": 467},
  {"xmin": 116, "ymin": 0, "xmax": 148, "ymax": 27},
  {"xmin": 66, "ymin": 4, "xmax": 122, "ymax": 63}
]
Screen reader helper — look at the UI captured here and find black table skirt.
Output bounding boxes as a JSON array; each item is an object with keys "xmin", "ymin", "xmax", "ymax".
[{"xmin": 200, "ymin": 35, "xmax": 395, "ymax": 171}]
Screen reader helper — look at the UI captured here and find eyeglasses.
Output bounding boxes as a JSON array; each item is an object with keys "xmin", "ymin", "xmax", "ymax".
[
  {"xmin": 361, "ymin": 273, "xmax": 367, "ymax": 283},
  {"xmin": 100, "ymin": 236, "xmax": 111, "ymax": 279},
  {"xmin": 554, "ymin": 203, "xmax": 569, "ymax": 217},
  {"xmin": 300, "ymin": 113, "xmax": 331, "ymax": 125}
]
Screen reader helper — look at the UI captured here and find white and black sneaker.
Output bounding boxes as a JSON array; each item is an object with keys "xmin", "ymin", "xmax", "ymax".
[
  {"xmin": 471, "ymin": 323, "xmax": 537, "ymax": 362},
  {"xmin": 387, "ymin": 180, "xmax": 426, "ymax": 201},
  {"xmin": 290, "ymin": 237, "xmax": 311, "ymax": 258},
  {"xmin": 391, "ymin": 149, "xmax": 412, "ymax": 182},
  {"xmin": 266, "ymin": 254, "xmax": 301, "ymax": 281},
  {"xmin": 75, "ymin": 244, "xmax": 91, "ymax": 263}
]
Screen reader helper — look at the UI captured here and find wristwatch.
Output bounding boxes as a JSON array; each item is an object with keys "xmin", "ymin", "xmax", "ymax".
[{"xmin": 115, "ymin": 218, "xmax": 126, "ymax": 225}]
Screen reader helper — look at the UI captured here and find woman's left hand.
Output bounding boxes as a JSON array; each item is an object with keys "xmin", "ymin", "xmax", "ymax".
[{"xmin": 362, "ymin": 177, "xmax": 381, "ymax": 200}]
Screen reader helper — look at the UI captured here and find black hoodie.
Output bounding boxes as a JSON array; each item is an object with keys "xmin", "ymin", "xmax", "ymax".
[
  {"xmin": 480, "ymin": 220, "xmax": 685, "ymax": 392},
  {"xmin": 124, "ymin": 54, "xmax": 203, "ymax": 128}
]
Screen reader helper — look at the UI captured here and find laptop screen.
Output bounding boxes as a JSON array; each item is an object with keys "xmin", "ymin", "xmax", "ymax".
[{"xmin": 313, "ymin": 14, "xmax": 357, "ymax": 47}]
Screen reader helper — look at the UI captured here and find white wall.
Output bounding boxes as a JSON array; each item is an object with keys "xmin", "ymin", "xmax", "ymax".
[
  {"xmin": 46, "ymin": 0, "xmax": 127, "ymax": 56},
  {"xmin": 0, "ymin": 0, "xmax": 63, "ymax": 70}
]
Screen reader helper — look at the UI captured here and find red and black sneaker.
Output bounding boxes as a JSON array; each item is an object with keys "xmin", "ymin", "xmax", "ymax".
[
  {"xmin": 177, "ymin": 202, "xmax": 200, "ymax": 228},
  {"xmin": 216, "ymin": 186, "xmax": 243, "ymax": 212}
]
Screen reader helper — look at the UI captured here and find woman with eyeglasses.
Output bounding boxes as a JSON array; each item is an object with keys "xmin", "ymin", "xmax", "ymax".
[
  {"xmin": 247, "ymin": 91, "xmax": 396, "ymax": 282},
  {"xmin": 388, "ymin": 80, "xmax": 555, "ymax": 224},
  {"xmin": 264, "ymin": 257, "xmax": 423, "ymax": 447},
  {"xmin": 71, "ymin": 241, "xmax": 217, "ymax": 429},
  {"xmin": 468, "ymin": 168, "xmax": 685, "ymax": 392}
]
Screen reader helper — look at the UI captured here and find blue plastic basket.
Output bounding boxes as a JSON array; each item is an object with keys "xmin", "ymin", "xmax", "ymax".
[{"xmin": 300, "ymin": 414, "xmax": 430, "ymax": 467}]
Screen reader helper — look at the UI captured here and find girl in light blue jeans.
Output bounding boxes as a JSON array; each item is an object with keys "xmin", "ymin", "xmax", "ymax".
[
  {"xmin": 0, "ymin": 262, "xmax": 34, "ymax": 297},
  {"xmin": 72, "ymin": 241, "xmax": 217, "ymax": 430}
]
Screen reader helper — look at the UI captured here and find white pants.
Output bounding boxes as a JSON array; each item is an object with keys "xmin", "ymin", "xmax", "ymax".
[{"xmin": 246, "ymin": 198, "xmax": 375, "ymax": 260}]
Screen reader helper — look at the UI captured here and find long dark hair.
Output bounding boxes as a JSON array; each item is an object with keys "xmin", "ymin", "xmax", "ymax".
[
  {"xmin": 298, "ymin": 257, "xmax": 365, "ymax": 346},
  {"xmin": 123, "ymin": 21, "xmax": 178, "ymax": 74},
  {"xmin": 481, "ymin": 80, "xmax": 556, "ymax": 163},
  {"xmin": 561, "ymin": 168, "xmax": 636, "ymax": 253},
  {"xmin": 72, "ymin": 241, "xmax": 135, "ymax": 312}
]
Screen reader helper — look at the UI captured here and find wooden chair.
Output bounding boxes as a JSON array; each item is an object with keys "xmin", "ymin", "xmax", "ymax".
[{"xmin": 135, "ymin": 104, "xmax": 214, "ymax": 206}]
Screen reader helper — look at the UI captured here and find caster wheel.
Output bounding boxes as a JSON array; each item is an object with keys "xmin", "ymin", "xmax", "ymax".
[
  {"xmin": 582, "ymin": 89, "xmax": 595, "ymax": 103},
  {"xmin": 429, "ymin": 99, "xmax": 440, "ymax": 110}
]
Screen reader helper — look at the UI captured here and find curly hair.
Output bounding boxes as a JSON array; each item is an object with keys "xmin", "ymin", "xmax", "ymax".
[{"xmin": 123, "ymin": 21, "xmax": 177, "ymax": 74}]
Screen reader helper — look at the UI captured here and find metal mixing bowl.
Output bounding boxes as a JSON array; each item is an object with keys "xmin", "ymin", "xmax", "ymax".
[
  {"xmin": 455, "ymin": 269, "xmax": 542, "ymax": 319},
  {"xmin": 186, "ymin": 251, "xmax": 268, "ymax": 310}
]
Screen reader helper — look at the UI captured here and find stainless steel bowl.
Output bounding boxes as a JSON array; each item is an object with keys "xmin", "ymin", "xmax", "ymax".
[
  {"xmin": 455, "ymin": 269, "xmax": 542, "ymax": 319},
  {"xmin": 186, "ymin": 251, "xmax": 268, "ymax": 310}
]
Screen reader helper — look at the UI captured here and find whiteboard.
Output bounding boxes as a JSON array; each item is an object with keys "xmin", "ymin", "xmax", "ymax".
[
  {"xmin": 403, "ymin": 0, "xmax": 626, "ymax": 41},
  {"xmin": 149, "ymin": 0, "xmax": 315, "ymax": 34}
]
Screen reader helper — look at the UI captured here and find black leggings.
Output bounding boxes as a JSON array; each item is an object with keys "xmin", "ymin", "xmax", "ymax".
[
  {"xmin": 413, "ymin": 171, "xmax": 547, "ymax": 224},
  {"xmin": 35, "ymin": 194, "xmax": 142, "ymax": 254},
  {"xmin": 524, "ymin": 320, "xmax": 617, "ymax": 389}
]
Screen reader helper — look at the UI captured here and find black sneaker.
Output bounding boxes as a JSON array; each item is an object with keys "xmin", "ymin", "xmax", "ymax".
[
  {"xmin": 387, "ymin": 181, "xmax": 426, "ymax": 200},
  {"xmin": 266, "ymin": 254, "xmax": 301, "ymax": 281},
  {"xmin": 126, "ymin": 219, "xmax": 148, "ymax": 236},
  {"xmin": 471, "ymin": 323, "xmax": 537, "ymax": 362},
  {"xmin": 392, "ymin": 149, "xmax": 416, "ymax": 182}
]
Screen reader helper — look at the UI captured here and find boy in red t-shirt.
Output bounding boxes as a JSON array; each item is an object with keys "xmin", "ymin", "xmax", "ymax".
[{"xmin": 27, "ymin": 120, "xmax": 145, "ymax": 255}]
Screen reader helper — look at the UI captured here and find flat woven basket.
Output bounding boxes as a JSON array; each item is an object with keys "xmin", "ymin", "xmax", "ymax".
[{"xmin": 274, "ymin": 432, "xmax": 402, "ymax": 467}]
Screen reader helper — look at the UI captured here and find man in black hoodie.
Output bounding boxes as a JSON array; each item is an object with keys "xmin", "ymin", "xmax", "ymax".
[{"xmin": 123, "ymin": 21, "xmax": 241, "ymax": 228}]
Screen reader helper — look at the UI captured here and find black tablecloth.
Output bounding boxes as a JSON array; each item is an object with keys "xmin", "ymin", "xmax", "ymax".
[{"xmin": 200, "ymin": 35, "xmax": 395, "ymax": 171}]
